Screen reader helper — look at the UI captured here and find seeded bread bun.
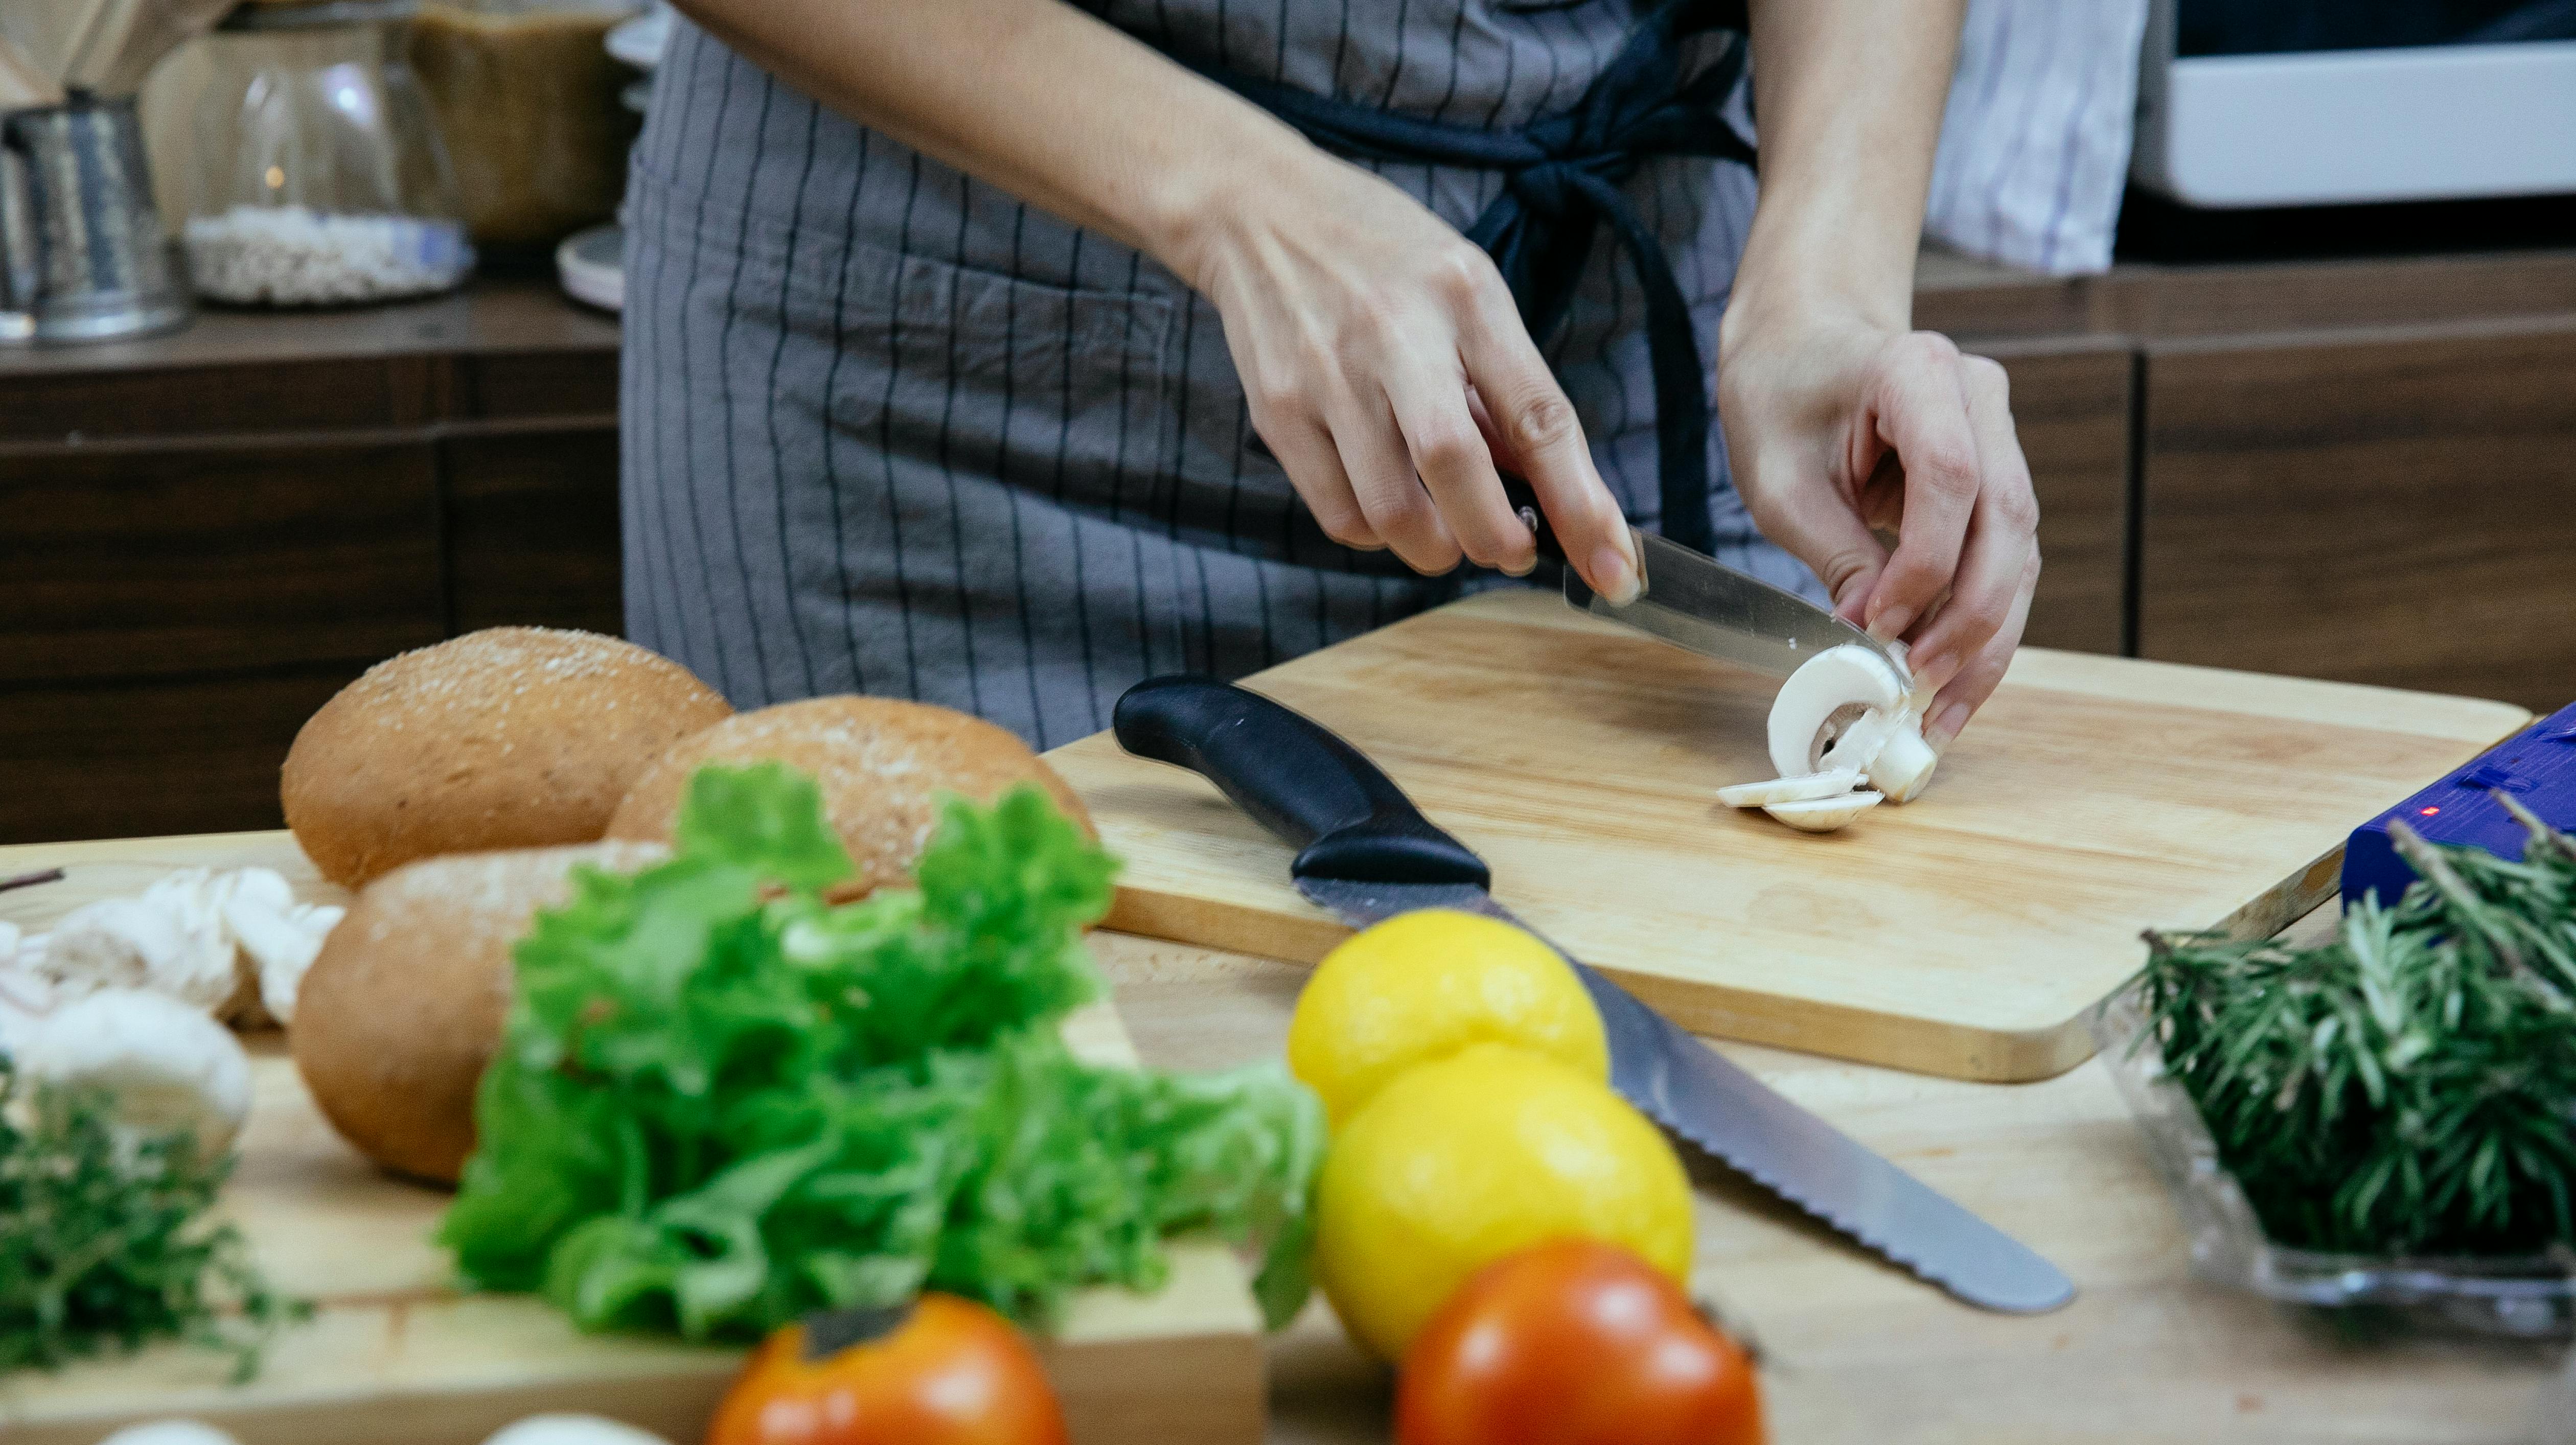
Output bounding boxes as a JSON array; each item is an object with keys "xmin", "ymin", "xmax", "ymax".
[
  {"xmin": 604, "ymin": 695, "xmax": 1092, "ymax": 895},
  {"xmin": 283, "ymin": 628, "xmax": 730, "ymax": 888},
  {"xmin": 290, "ymin": 842, "xmax": 665, "ymax": 1185}
]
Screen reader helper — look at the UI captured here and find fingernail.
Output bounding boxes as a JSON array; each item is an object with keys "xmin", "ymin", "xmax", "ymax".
[
  {"xmin": 1868, "ymin": 603, "xmax": 1916, "ymax": 642},
  {"xmin": 1591, "ymin": 543, "xmax": 1641, "ymax": 605},
  {"xmin": 1502, "ymin": 552, "xmax": 1536, "ymax": 579},
  {"xmin": 1926, "ymin": 700, "xmax": 1971, "ymax": 750},
  {"xmin": 1915, "ymin": 650, "xmax": 1960, "ymax": 692}
]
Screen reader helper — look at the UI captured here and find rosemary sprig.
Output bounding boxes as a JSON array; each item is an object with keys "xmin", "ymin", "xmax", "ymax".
[
  {"xmin": 0, "ymin": 1059, "xmax": 306, "ymax": 1381},
  {"xmin": 2138, "ymin": 809, "xmax": 2576, "ymax": 1258}
]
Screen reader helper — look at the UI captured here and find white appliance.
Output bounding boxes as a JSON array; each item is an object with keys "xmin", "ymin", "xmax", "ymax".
[{"xmin": 2131, "ymin": 0, "xmax": 2576, "ymax": 207}]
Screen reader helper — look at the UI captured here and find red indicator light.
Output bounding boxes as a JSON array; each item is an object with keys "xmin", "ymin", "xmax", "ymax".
[{"xmin": 2420, "ymin": 806, "xmax": 2441, "ymax": 816}]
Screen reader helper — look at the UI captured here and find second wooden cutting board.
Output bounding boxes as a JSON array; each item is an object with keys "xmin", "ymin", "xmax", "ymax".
[{"xmin": 1047, "ymin": 589, "xmax": 2530, "ymax": 1082}]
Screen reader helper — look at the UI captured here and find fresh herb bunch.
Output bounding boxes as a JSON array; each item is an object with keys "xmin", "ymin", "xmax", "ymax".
[
  {"xmin": 439, "ymin": 763, "xmax": 1324, "ymax": 1339},
  {"xmin": 0, "ymin": 1063, "xmax": 304, "ymax": 1381},
  {"xmin": 2139, "ymin": 798, "xmax": 2576, "ymax": 1257}
]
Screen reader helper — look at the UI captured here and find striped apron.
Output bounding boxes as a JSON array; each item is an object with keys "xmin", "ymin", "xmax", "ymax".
[{"xmin": 623, "ymin": 0, "xmax": 1807, "ymax": 751}]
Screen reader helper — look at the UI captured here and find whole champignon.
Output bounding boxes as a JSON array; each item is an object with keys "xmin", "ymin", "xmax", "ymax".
[
  {"xmin": 97, "ymin": 1423, "xmax": 243, "ymax": 1445},
  {"xmin": 20, "ymin": 868, "xmax": 342, "ymax": 1028},
  {"xmin": 480, "ymin": 1415, "xmax": 675, "ymax": 1445},
  {"xmin": 30, "ymin": 897, "xmax": 237, "ymax": 1014},
  {"xmin": 16, "ymin": 988, "xmax": 254, "ymax": 1161}
]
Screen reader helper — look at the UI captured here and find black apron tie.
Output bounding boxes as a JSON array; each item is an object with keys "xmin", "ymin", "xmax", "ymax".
[{"xmin": 1184, "ymin": 0, "xmax": 1755, "ymax": 555}]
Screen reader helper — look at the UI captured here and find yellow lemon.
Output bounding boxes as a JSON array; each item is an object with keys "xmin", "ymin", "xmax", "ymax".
[
  {"xmin": 1287, "ymin": 908, "xmax": 1607, "ymax": 1127},
  {"xmin": 1313, "ymin": 1041, "xmax": 1694, "ymax": 1360}
]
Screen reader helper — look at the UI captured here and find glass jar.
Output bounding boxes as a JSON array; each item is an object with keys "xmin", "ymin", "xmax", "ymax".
[
  {"xmin": 407, "ymin": 0, "xmax": 641, "ymax": 253},
  {"xmin": 183, "ymin": 2, "xmax": 474, "ymax": 307}
]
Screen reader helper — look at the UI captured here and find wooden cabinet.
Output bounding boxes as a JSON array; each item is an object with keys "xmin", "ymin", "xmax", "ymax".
[
  {"xmin": 1984, "ymin": 340, "xmax": 2133, "ymax": 658},
  {"xmin": 0, "ymin": 286, "xmax": 620, "ymax": 845},
  {"xmin": 2136, "ymin": 318, "xmax": 2576, "ymax": 712}
]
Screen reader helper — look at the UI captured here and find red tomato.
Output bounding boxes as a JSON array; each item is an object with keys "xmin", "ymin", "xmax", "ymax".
[
  {"xmin": 1395, "ymin": 1239, "xmax": 1764, "ymax": 1445},
  {"xmin": 705, "ymin": 1295, "xmax": 1068, "ymax": 1445}
]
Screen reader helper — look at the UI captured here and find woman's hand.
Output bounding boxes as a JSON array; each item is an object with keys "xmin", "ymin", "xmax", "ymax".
[
  {"xmin": 1171, "ymin": 154, "xmax": 1643, "ymax": 603},
  {"xmin": 1717, "ymin": 308, "xmax": 2040, "ymax": 749}
]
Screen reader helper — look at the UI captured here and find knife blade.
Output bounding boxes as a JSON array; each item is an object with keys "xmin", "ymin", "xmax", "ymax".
[
  {"xmin": 1501, "ymin": 477, "xmax": 1904, "ymax": 681},
  {"xmin": 1112, "ymin": 675, "xmax": 2076, "ymax": 1315}
]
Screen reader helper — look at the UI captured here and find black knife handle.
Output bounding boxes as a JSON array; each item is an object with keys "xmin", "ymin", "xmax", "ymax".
[{"xmin": 1112, "ymin": 675, "xmax": 1491, "ymax": 888}]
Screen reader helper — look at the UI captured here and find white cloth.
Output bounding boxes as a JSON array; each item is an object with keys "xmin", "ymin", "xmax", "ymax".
[{"xmin": 1926, "ymin": 0, "xmax": 2153, "ymax": 276}]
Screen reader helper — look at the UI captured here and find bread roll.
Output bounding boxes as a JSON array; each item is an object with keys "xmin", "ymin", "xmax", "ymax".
[
  {"xmin": 605, "ymin": 695, "xmax": 1092, "ymax": 894},
  {"xmin": 284, "ymin": 628, "xmax": 730, "ymax": 888},
  {"xmin": 290, "ymin": 842, "xmax": 665, "ymax": 1184}
]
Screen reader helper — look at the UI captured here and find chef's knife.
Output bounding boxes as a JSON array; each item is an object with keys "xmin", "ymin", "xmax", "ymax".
[
  {"xmin": 1114, "ymin": 675, "xmax": 2076, "ymax": 1315},
  {"xmin": 1503, "ymin": 477, "xmax": 1904, "ymax": 681}
]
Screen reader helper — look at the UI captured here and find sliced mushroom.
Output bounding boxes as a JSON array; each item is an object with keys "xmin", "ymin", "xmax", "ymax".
[
  {"xmin": 1716, "ymin": 768, "xmax": 1862, "ymax": 809},
  {"xmin": 1763, "ymin": 791, "xmax": 1885, "ymax": 833},
  {"xmin": 1767, "ymin": 646, "xmax": 1907, "ymax": 778},
  {"xmin": 1766, "ymin": 644, "xmax": 1939, "ymax": 806}
]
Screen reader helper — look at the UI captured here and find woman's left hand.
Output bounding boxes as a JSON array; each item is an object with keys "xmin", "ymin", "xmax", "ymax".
[{"xmin": 1716, "ymin": 307, "xmax": 2040, "ymax": 750}]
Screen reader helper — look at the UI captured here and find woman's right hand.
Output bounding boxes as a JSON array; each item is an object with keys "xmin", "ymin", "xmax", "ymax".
[{"xmin": 1168, "ymin": 152, "xmax": 1644, "ymax": 603}]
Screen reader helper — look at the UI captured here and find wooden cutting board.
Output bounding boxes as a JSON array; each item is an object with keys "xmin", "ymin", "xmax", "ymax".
[
  {"xmin": 1047, "ymin": 589, "xmax": 2533, "ymax": 1082},
  {"xmin": 0, "ymin": 833, "xmax": 1263, "ymax": 1445}
]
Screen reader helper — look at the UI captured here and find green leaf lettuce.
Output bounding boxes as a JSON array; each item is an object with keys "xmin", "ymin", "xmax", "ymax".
[{"xmin": 438, "ymin": 762, "xmax": 1321, "ymax": 1336}]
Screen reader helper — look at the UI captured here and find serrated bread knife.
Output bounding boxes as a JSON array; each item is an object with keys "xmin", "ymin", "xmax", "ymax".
[{"xmin": 1113, "ymin": 675, "xmax": 2075, "ymax": 1315}]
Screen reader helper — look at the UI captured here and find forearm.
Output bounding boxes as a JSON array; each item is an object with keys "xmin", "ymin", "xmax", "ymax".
[
  {"xmin": 668, "ymin": 0, "xmax": 1303, "ymax": 276},
  {"xmin": 1722, "ymin": 0, "xmax": 1964, "ymax": 352}
]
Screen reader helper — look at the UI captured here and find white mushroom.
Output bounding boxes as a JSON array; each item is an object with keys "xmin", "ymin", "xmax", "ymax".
[
  {"xmin": 30, "ymin": 898, "xmax": 238, "ymax": 1014},
  {"xmin": 480, "ymin": 1416, "xmax": 676, "ymax": 1445},
  {"xmin": 0, "ymin": 960, "xmax": 54, "ymax": 1058},
  {"xmin": 1716, "ymin": 768, "xmax": 1862, "ymax": 809},
  {"xmin": 21, "ymin": 868, "xmax": 339, "ymax": 1028},
  {"xmin": 1768, "ymin": 646, "xmax": 1906, "ymax": 777},
  {"xmin": 225, "ymin": 897, "xmax": 344, "ymax": 1025},
  {"xmin": 17, "ymin": 989, "xmax": 252, "ymax": 1160},
  {"xmin": 1763, "ymin": 791, "xmax": 1884, "ymax": 832},
  {"xmin": 97, "ymin": 1423, "xmax": 243, "ymax": 1445},
  {"xmin": 1766, "ymin": 644, "xmax": 1939, "ymax": 805}
]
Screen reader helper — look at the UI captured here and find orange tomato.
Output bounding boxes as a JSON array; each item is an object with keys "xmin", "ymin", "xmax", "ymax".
[
  {"xmin": 1395, "ymin": 1239, "xmax": 1764, "ymax": 1445},
  {"xmin": 705, "ymin": 1295, "xmax": 1067, "ymax": 1445}
]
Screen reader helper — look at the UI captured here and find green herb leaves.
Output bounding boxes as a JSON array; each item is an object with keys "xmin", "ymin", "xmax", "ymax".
[
  {"xmin": 2140, "ymin": 806, "xmax": 2576, "ymax": 1257},
  {"xmin": 0, "ymin": 1063, "xmax": 303, "ymax": 1381},
  {"xmin": 438, "ymin": 763, "xmax": 1321, "ymax": 1339}
]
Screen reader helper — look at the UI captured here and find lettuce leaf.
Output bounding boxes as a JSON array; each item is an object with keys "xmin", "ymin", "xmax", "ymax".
[{"xmin": 437, "ymin": 762, "xmax": 1320, "ymax": 1337}]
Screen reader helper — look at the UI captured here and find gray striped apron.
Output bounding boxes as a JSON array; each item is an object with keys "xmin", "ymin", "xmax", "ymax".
[{"xmin": 622, "ymin": 0, "xmax": 1809, "ymax": 751}]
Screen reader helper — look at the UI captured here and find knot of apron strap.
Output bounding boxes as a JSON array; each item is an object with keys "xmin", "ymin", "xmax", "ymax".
[{"xmin": 1182, "ymin": 0, "xmax": 1755, "ymax": 554}]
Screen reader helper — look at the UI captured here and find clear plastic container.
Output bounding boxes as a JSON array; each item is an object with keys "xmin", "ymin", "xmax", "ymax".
[
  {"xmin": 2089, "ymin": 977, "xmax": 2576, "ymax": 1339},
  {"xmin": 183, "ymin": 2, "xmax": 473, "ymax": 306},
  {"xmin": 407, "ymin": 0, "xmax": 641, "ymax": 250}
]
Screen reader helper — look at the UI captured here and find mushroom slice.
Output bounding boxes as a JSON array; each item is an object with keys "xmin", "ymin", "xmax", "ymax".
[
  {"xmin": 1716, "ymin": 768, "xmax": 1861, "ymax": 809},
  {"xmin": 1763, "ymin": 791, "xmax": 1885, "ymax": 832},
  {"xmin": 1767, "ymin": 645, "xmax": 1907, "ymax": 778}
]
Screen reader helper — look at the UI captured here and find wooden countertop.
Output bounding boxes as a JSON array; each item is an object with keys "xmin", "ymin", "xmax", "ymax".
[
  {"xmin": 1089, "ymin": 923, "xmax": 2574, "ymax": 1444},
  {"xmin": 0, "ymin": 832, "xmax": 2567, "ymax": 1439},
  {"xmin": 0, "ymin": 281, "xmax": 617, "ymax": 379}
]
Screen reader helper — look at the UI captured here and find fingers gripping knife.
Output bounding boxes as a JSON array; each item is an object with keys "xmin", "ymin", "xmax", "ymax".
[{"xmin": 1114, "ymin": 675, "xmax": 2076, "ymax": 1314}]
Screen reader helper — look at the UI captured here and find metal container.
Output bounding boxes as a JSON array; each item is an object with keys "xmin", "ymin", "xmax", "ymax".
[{"xmin": 0, "ymin": 96, "xmax": 192, "ymax": 345}]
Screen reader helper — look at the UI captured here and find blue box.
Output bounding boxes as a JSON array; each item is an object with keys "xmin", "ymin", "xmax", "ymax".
[{"xmin": 2342, "ymin": 698, "xmax": 2576, "ymax": 908}]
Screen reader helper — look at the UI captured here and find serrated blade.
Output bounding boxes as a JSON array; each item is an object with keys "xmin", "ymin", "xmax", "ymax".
[{"xmin": 1296, "ymin": 875, "xmax": 2077, "ymax": 1315}]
